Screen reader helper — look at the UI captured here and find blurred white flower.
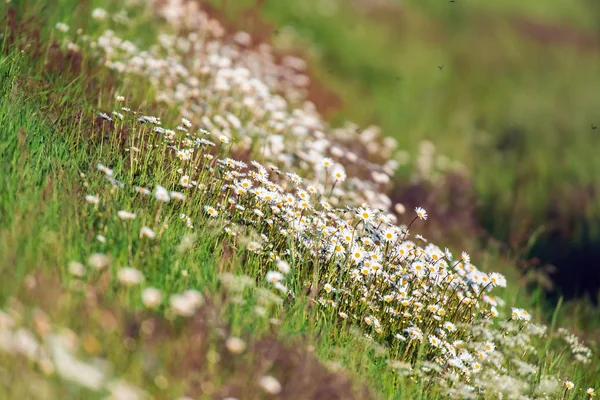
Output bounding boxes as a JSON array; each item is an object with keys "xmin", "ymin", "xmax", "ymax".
[
  {"xmin": 259, "ymin": 375, "xmax": 282, "ymax": 395},
  {"xmin": 140, "ymin": 226, "xmax": 156, "ymax": 239},
  {"xmin": 117, "ymin": 268, "xmax": 144, "ymax": 286},
  {"xmin": 91, "ymin": 8, "xmax": 108, "ymax": 20},
  {"xmin": 154, "ymin": 185, "xmax": 170, "ymax": 202},
  {"xmin": 225, "ymin": 337, "xmax": 246, "ymax": 354},
  {"xmin": 142, "ymin": 288, "xmax": 163, "ymax": 308},
  {"xmin": 117, "ymin": 210, "xmax": 136, "ymax": 220},
  {"xmin": 68, "ymin": 261, "xmax": 86, "ymax": 277}
]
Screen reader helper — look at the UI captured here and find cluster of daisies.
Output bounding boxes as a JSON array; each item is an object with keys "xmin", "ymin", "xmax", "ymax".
[
  {"xmin": 61, "ymin": 0, "xmax": 403, "ymax": 212},
  {"xmin": 79, "ymin": 105, "xmax": 595, "ymax": 399},
  {"xmin": 43, "ymin": 2, "xmax": 600, "ymax": 399}
]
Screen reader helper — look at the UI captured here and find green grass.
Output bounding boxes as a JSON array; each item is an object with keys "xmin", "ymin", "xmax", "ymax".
[{"xmin": 1, "ymin": 0, "xmax": 600, "ymax": 399}]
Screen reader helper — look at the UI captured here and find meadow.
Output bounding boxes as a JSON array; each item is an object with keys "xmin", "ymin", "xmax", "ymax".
[
  {"xmin": 212, "ymin": 0, "xmax": 600, "ymax": 300},
  {"xmin": 0, "ymin": 0, "xmax": 599, "ymax": 399}
]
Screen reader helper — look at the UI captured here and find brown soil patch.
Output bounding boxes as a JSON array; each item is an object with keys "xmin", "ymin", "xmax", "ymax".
[
  {"xmin": 390, "ymin": 173, "xmax": 483, "ymax": 251},
  {"xmin": 510, "ymin": 17, "xmax": 599, "ymax": 52},
  {"xmin": 189, "ymin": 0, "xmax": 343, "ymax": 117}
]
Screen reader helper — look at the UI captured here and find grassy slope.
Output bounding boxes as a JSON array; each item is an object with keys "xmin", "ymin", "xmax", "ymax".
[
  {"xmin": 0, "ymin": 3, "xmax": 402, "ymax": 398},
  {"xmin": 1, "ymin": 0, "xmax": 599, "ymax": 399},
  {"xmin": 0, "ymin": 41, "xmax": 421, "ymax": 400}
]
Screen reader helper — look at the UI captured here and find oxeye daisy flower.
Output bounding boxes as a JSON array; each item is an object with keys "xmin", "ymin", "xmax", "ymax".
[
  {"xmin": 444, "ymin": 322, "xmax": 456, "ymax": 332},
  {"xmin": 259, "ymin": 376, "xmax": 282, "ymax": 395},
  {"xmin": 587, "ymin": 388, "xmax": 596, "ymax": 397},
  {"xmin": 322, "ymin": 157, "xmax": 334, "ymax": 168},
  {"xmin": 170, "ymin": 191, "xmax": 186, "ymax": 201},
  {"xmin": 489, "ymin": 272, "xmax": 507, "ymax": 287},
  {"xmin": 85, "ymin": 195, "xmax": 99, "ymax": 205},
  {"xmin": 415, "ymin": 234, "xmax": 427, "ymax": 242},
  {"xmin": 68, "ymin": 261, "xmax": 86, "ymax": 277},
  {"xmin": 135, "ymin": 186, "xmax": 151, "ymax": 196},
  {"xmin": 115, "ymin": 95, "xmax": 125, "ymax": 102},
  {"xmin": 306, "ymin": 185, "xmax": 317, "ymax": 194},
  {"xmin": 266, "ymin": 271, "xmax": 284, "ymax": 283},
  {"xmin": 274, "ymin": 282, "xmax": 289, "ymax": 294},
  {"xmin": 428, "ymin": 335, "xmax": 442, "ymax": 347},
  {"xmin": 332, "ymin": 244, "xmax": 346, "ymax": 256},
  {"xmin": 564, "ymin": 381, "xmax": 574, "ymax": 390},
  {"xmin": 88, "ymin": 253, "xmax": 111, "ymax": 270},
  {"xmin": 411, "ymin": 262, "xmax": 425, "ymax": 277},
  {"xmin": 286, "ymin": 172, "xmax": 302, "ymax": 184},
  {"xmin": 331, "ymin": 166, "xmax": 346, "ymax": 182},
  {"xmin": 357, "ymin": 207, "xmax": 374, "ymax": 224},
  {"xmin": 181, "ymin": 117, "xmax": 192, "ymax": 128},
  {"xmin": 394, "ymin": 203, "xmax": 406, "ymax": 214},
  {"xmin": 351, "ymin": 247, "xmax": 365, "ymax": 263},
  {"xmin": 97, "ymin": 163, "xmax": 113, "ymax": 176},
  {"xmin": 117, "ymin": 210, "xmax": 136, "ymax": 220},
  {"xmin": 296, "ymin": 189, "xmax": 309, "ymax": 200},
  {"xmin": 239, "ymin": 179, "xmax": 252, "ymax": 189},
  {"xmin": 55, "ymin": 22, "xmax": 69, "ymax": 32},
  {"xmin": 415, "ymin": 207, "xmax": 428, "ymax": 220},
  {"xmin": 142, "ymin": 288, "xmax": 162, "ymax": 308},
  {"xmin": 177, "ymin": 149, "xmax": 191, "ymax": 161},
  {"xmin": 461, "ymin": 251, "xmax": 470, "ymax": 263},
  {"xmin": 511, "ymin": 307, "xmax": 531, "ymax": 321},
  {"xmin": 405, "ymin": 326, "xmax": 423, "ymax": 341},
  {"xmin": 225, "ymin": 337, "xmax": 246, "ymax": 354},
  {"xmin": 247, "ymin": 241, "xmax": 261, "ymax": 252},
  {"xmin": 276, "ymin": 260, "xmax": 290, "ymax": 274},
  {"xmin": 320, "ymin": 200, "xmax": 332, "ymax": 210},
  {"xmin": 180, "ymin": 175, "xmax": 190, "ymax": 187},
  {"xmin": 140, "ymin": 226, "xmax": 156, "ymax": 239},
  {"xmin": 170, "ymin": 294, "xmax": 196, "ymax": 317},
  {"xmin": 341, "ymin": 230, "xmax": 354, "ymax": 244},
  {"xmin": 154, "ymin": 185, "xmax": 170, "ymax": 202},
  {"xmin": 204, "ymin": 206, "xmax": 218, "ymax": 217},
  {"xmin": 383, "ymin": 228, "xmax": 397, "ymax": 242},
  {"xmin": 91, "ymin": 8, "xmax": 108, "ymax": 20},
  {"xmin": 219, "ymin": 135, "xmax": 230, "ymax": 144},
  {"xmin": 117, "ymin": 267, "xmax": 144, "ymax": 286}
]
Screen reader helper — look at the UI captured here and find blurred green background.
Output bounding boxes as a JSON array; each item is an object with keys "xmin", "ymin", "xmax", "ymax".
[{"xmin": 208, "ymin": 0, "xmax": 600, "ymax": 301}]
